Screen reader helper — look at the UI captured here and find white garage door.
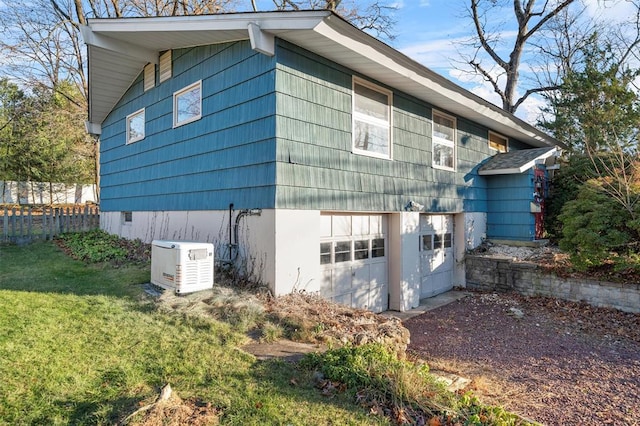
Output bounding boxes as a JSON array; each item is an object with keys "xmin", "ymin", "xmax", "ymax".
[
  {"xmin": 319, "ymin": 214, "xmax": 388, "ymax": 313},
  {"xmin": 420, "ymin": 214, "xmax": 454, "ymax": 298}
]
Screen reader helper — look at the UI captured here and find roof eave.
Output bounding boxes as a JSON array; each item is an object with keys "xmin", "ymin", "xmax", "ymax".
[{"xmin": 83, "ymin": 11, "xmax": 562, "ymax": 149}]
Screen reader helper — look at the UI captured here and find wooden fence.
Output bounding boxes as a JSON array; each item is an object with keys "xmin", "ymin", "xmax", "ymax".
[{"xmin": 1, "ymin": 205, "xmax": 100, "ymax": 244}]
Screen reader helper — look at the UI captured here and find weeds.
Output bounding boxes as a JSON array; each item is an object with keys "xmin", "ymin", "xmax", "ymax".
[
  {"xmin": 301, "ymin": 343, "xmax": 538, "ymax": 426},
  {"xmin": 56, "ymin": 230, "xmax": 150, "ymax": 264},
  {"xmin": 260, "ymin": 321, "xmax": 284, "ymax": 343}
]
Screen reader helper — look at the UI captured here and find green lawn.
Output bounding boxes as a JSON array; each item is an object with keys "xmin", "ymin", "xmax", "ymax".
[{"xmin": 0, "ymin": 241, "xmax": 385, "ymax": 425}]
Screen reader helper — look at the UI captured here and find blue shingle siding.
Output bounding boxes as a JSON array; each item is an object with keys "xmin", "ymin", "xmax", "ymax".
[
  {"xmin": 273, "ymin": 41, "xmax": 495, "ymax": 213},
  {"xmin": 486, "ymin": 171, "xmax": 536, "ymax": 240},
  {"xmin": 100, "ymin": 40, "xmax": 278, "ymax": 212},
  {"xmin": 99, "ymin": 37, "xmax": 539, "ymax": 216}
]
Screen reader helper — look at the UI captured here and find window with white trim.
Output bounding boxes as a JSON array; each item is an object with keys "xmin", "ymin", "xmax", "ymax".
[
  {"xmin": 126, "ymin": 108, "xmax": 145, "ymax": 144},
  {"xmin": 122, "ymin": 211, "xmax": 132, "ymax": 224},
  {"xmin": 352, "ymin": 78, "xmax": 392, "ymax": 159},
  {"xmin": 489, "ymin": 131, "xmax": 508, "ymax": 153},
  {"xmin": 144, "ymin": 63, "xmax": 155, "ymax": 91},
  {"xmin": 159, "ymin": 50, "xmax": 172, "ymax": 83},
  {"xmin": 173, "ymin": 81, "xmax": 202, "ymax": 127},
  {"xmin": 320, "ymin": 238, "xmax": 386, "ymax": 265},
  {"xmin": 432, "ymin": 111, "xmax": 456, "ymax": 170}
]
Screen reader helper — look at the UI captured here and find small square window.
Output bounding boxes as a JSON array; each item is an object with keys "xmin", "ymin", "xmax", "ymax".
[
  {"xmin": 443, "ymin": 233, "xmax": 452, "ymax": 248},
  {"xmin": 489, "ymin": 131, "xmax": 508, "ymax": 153},
  {"xmin": 434, "ymin": 233, "xmax": 452, "ymax": 249},
  {"xmin": 335, "ymin": 241, "xmax": 352, "ymax": 263},
  {"xmin": 173, "ymin": 81, "xmax": 202, "ymax": 127},
  {"xmin": 320, "ymin": 242, "xmax": 332, "ymax": 265},
  {"xmin": 354, "ymin": 240, "xmax": 369, "ymax": 260},
  {"xmin": 371, "ymin": 238, "xmax": 385, "ymax": 258},
  {"xmin": 421, "ymin": 235, "xmax": 432, "ymax": 251},
  {"xmin": 126, "ymin": 109, "xmax": 145, "ymax": 144},
  {"xmin": 122, "ymin": 211, "xmax": 132, "ymax": 224}
]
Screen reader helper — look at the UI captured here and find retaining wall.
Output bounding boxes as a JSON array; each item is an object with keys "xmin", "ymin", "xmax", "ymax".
[{"xmin": 465, "ymin": 254, "xmax": 640, "ymax": 313}]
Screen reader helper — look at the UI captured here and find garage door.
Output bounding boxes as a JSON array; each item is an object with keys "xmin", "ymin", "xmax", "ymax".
[
  {"xmin": 319, "ymin": 214, "xmax": 388, "ymax": 313},
  {"xmin": 419, "ymin": 214, "xmax": 454, "ymax": 298}
]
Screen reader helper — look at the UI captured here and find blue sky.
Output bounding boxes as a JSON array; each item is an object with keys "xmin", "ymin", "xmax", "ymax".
[{"xmin": 387, "ymin": 0, "xmax": 638, "ymax": 123}]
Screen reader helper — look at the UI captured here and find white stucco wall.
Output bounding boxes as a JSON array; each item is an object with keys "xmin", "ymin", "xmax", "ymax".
[
  {"xmin": 100, "ymin": 210, "xmax": 230, "ymax": 244},
  {"xmin": 101, "ymin": 209, "xmax": 321, "ymax": 296},
  {"xmin": 273, "ymin": 209, "xmax": 321, "ymax": 295},
  {"xmin": 464, "ymin": 212, "xmax": 487, "ymax": 250},
  {"xmin": 102, "ymin": 208, "xmax": 489, "ymax": 311}
]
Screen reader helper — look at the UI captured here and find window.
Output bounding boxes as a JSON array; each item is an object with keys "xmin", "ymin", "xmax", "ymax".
[
  {"xmin": 144, "ymin": 63, "xmax": 155, "ymax": 91},
  {"xmin": 173, "ymin": 81, "xmax": 202, "ymax": 127},
  {"xmin": 159, "ymin": 50, "xmax": 172, "ymax": 83},
  {"xmin": 126, "ymin": 109, "xmax": 145, "ymax": 144},
  {"xmin": 334, "ymin": 241, "xmax": 352, "ymax": 263},
  {"xmin": 420, "ymin": 234, "xmax": 433, "ymax": 251},
  {"xmin": 489, "ymin": 131, "xmax": 508, "ymax": 153},
  {"xmin": 353, "ymin": 78, "xmax": 392, "ymax": 159},
  {"xmin": 320, "ymin": 242, "xmax": 331, "ymax": 265},
  {"xmin": 354, "ymin": 240, "xmax": 369, "ymax": 260},
  {"xmin": 432, "ymin": 111, "xmax": 456, "ymax": 170},
  {"xmin": 434, "ymin": 233, "xmax": 452, "ymax": 249},
  {"xmin": 122, "ymin": 211, "xmax": 132, "ymax": 224},
  {"xmin": 371, "ymin": 238, "xmax": 385, "ymax": 258}
]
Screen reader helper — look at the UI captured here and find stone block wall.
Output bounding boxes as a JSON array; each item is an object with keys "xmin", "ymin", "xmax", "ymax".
[{"xmin": 465, "ymin": 255, "xmax": 640, "ymax": 313}]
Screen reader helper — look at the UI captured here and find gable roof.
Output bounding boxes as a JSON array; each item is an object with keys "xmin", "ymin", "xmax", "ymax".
[
  {"xmin": 81, "ymin": 10, "xmax": 562, "ymax": 149},
  {"xmin": 478, "ymin": 147, "xmax": 557, "ymax": 175}
]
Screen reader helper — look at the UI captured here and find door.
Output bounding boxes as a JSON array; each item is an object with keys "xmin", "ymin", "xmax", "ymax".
[
  {"xmin": 419, "ymin": 214, "xmax": 454, "ymax": 298},
  {"xmin": 319, "ymin": 214, "xmax": 388, "ymax": 312}
]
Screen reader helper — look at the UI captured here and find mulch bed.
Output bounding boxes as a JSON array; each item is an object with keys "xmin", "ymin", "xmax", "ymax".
[{"xmin": 405, "ymin": 292, "xmax": 640, "ymax": 425}]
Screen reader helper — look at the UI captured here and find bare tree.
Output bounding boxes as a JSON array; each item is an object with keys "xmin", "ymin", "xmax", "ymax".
[
  {"xmin": 462, "ymin": 0, "xmax": 577, "ymax": 113},
  {"xmin": 250, "ymin": 0, "xmax": 397, "ymax": 40}
]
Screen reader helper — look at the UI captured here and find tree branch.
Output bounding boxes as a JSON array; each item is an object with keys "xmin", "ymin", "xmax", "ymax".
[
  {"xmin": 469, "ymin": 59, "xmax": 507, "ymax": 104},
  {"xmin": 524, "ymin": 0, "xmax": 575, "ymax": 42},
  {"xmin": 471, "ymin": 0, "xmax": 508, "ymax": 69},
  {"xmin": 512, "ymin": 84, "xmax": 560, "ymax": 111}
]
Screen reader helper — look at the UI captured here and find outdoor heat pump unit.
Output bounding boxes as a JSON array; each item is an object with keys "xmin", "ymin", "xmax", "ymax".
[{"xmin": 151, "ymin": 240, "xmax": 214, "ymax": 294}]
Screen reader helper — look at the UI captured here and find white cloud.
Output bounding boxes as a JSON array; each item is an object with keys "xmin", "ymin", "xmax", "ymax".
[{"xmin": 583, "ymin": 0, "xmax": 638, "ymax": 22}]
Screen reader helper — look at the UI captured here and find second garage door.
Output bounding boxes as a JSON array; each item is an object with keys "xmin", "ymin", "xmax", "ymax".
[
  {"xmin": 319, "ymin": 214, "xmax": 388, "ymax": 312},
  {"xmin": 420, "ymin": 214, "xmax": 454, "ymax": 299}
]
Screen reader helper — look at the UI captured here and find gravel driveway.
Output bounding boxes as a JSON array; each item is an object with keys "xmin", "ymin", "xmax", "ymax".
[{"xmin": 404, "ymin": 292, "xmax": 640, "ymax": 425}]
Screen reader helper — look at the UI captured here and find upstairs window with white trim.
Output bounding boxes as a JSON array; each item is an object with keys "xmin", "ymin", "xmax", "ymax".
[
  {"xmin": 352, "ymin": 78, "xmax": 392, "ymax": 159},
  {"xmin": 126, "ymin": 108, "xmax": 145, "ymax": 144},
  {"xmin": 159, "ymin": 50, "xmax": 172, "ymax": 83},
  {"xmin": 173, "ymin": 81, "xmax": 202, "ymax": 127},
  {"xmin": 432, "ymin": 111, "xmax": 456, "ymax": 170},
  {"xmin": 489, "ymin": 131, "xmax": 508, "ymax": 153}
]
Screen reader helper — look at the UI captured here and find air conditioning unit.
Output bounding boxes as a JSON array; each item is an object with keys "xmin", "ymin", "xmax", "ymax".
[{"xmin": 151, "ymin": 240, "xmax": 214, "ymax": 294}]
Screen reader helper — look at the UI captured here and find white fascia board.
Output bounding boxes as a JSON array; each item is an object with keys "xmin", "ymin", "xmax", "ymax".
[
  {"xmin": 479, "ymin": 167, "xmax": 527, "ymax": 176},
  {"xmin": 86, "ymin": 11, "xmax": 328, "ymax": 34},
  {"xmin": 81, "ymin": 26, "xmax": 158, "ymax": 64}
]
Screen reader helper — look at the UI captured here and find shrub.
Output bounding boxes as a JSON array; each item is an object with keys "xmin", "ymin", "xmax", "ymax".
[{"xmin": 558, "ymin": 179, "xmax": 640, "ymax": 270}]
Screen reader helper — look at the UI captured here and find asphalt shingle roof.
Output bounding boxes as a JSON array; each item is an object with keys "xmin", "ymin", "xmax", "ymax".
[{"xmin": 478, "ymin": 147, "xmax": 556, "ymax": 175}]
